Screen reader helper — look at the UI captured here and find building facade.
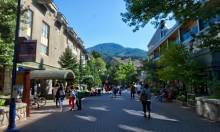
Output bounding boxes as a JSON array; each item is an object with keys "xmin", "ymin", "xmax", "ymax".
[
  {"xmin": 2, "ymin": 0, "xmax": 87, "ymax": 94},
  {"xmin": 147, "ymin": 17, "xmax": 220, "ymax": 80},
  {"xmin": 19, "ymin": 0, "xmax": 87, "ymax": 70}
]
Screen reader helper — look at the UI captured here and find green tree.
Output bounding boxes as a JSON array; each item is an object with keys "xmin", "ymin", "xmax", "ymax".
[
  {"xmin": 91, "ymin": 51, "xmax": 102, "ymax": 59},
  {"xmin": 58, "ymin": 47, "xmax": 79, "ymax": 83},
  {"xmin": 95, "ymin": 57, "xmax": 107, "ymax": 76},
  {"xmin": 114, "ymin": 63, "xmax": 127, "ymax": 85},
  {"xmin": 108, "ymin": 59, "xmax": 137, "ymax": 85},
  {"xmin": 84, "ymin": 52, "xmax": 107, "ymax": 87},
  {"xmin": 157, "ymin": 43, "xmax": 201, "ymax": 94},
  {"xmin": 125, "ymin": 59, "xmax": 137, "ymax": 85},
  {"xmin": 81, "ymin": 63, "xmax": 94, "ymax": 90},
  {"xmin": 85, "ymin": 56, "xmax": 102, "ymax": 87},
  {"xmin": 0, "ymin": 0, "xmax": 17, "ymax": 66},
  {"xmin": 122, "ymin": 0, "xmax": 220, "ymax": 49},
  {"xmin": 143, "ymin": 59, "xmax": 158, "ymax": 83}
]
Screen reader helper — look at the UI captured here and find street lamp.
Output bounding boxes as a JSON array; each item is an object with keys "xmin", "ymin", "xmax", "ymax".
[
  {"xmin": 7, "ymin": 0, "xmax": 21, "ymax": 131},
  {"xmin": 79, "ymin": 52, "xmax": 82, "ymax": 90}
]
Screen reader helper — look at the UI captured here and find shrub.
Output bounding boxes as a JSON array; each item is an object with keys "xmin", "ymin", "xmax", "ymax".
[
  {"xmin": 177, "ymin": 94, "xmax": 186, "ymax": 102},
  {"xmin": 208, "ymin": 80, "xmax": 220, "ymax": 98},
  {"xmin": 78, "ymin": 91, "xmax": 90, "ymax": 98},
  {"xmin": 0, "ymin": 99, "xmax": 6, "ymax": 106}
]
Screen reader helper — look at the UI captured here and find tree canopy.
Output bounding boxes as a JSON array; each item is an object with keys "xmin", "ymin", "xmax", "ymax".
[
  {"xmin": 91, "ymin": 51, "xmax": 102, "ymax": 59},
  {"xmin": 58, "ymin": 47, "xmax": 79, "ymax": 84},
  {"xmin": 157, "ymin": 43, "xmax": 201, "ymax": 91},
  {"xmin": 143, "ymin": 59, "xmax": 158, "ymax": 82},
  {"xmin": 81, "ymin": 53, "xmax": 107, "ymax": 88},
  {"xmin": 108, "ymin": 59, "xmax": 137, "ymax": 85},
  {"xmin": 0, "ymin": 0, "xmax": 17, "ymax": 66},
  {"xmin": 122, "ymin": 0, "xmax": 220, "ymax": 29},
  {"xmin": 122, "ymin": 0, "xmax": 220, "ymax": 49}
]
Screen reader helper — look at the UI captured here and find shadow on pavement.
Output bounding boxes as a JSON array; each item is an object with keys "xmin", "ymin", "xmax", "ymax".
[{"xmin": 6, "ymin": 94, "xmax": 220, "ymax": 132}]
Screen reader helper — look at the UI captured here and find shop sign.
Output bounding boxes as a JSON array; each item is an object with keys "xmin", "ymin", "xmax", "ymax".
[{"xmin": 17, "ymin": 38, "xmax": 37, "ymax": 63}]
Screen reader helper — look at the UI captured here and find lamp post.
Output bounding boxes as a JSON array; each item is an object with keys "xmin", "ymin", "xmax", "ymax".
[
  {"xmin": 79, "ymin": 52, "xmax": 82, "ymax": 90},
  {"xmin": 7, "ymin": 0, "xmax": 21, "ymax": 131}
]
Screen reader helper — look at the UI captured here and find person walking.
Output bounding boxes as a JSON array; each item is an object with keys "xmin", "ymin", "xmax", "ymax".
[
  {"xmin": 119, "ymin": 86, "xmax": 122, "ymax": 96},
  {"xmin": 75, "ymin": 87, "xmax": 82, "ymax": 110},
  {"xmin": 53, "ymin": 83, "xmax": 59, "ymax": 103},
  {"xmin": 55, "ymin": 83, "xmax": 60, "ymax": 108},
  {"xmin": 56, "ymin": 84, "xmax": 65, "ymax": 112},
  {"xmin": 112, "ymin": 86, "xmax": 117, "ymax": 98},
  {"xmin": 130, "ymin": 83, "xmax": 136, "ymax": 99},
  {"xmin": 69, "ymin": 86, "xmax": 76, "ymax": 111},
  {"xmin": 136, "ymin": 82, "xmax": 141, "ymax": 95},
  {"xmin": 140, "ymin": 83, "xmax": 152, "ymax": 118}
]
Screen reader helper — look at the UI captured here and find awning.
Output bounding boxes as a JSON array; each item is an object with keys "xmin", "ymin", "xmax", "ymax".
[{"xmin": 30, "ymin": 70, "xmax": 75, "ymax": 80}]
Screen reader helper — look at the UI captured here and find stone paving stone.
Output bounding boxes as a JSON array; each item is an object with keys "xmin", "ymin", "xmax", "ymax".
[{"xmin": 2, "ymin": 92, "xmax": 220, "ymax": 132}]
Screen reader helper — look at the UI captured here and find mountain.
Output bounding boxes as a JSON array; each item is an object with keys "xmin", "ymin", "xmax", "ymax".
[{"xmin": 87, "ymin": 43, "xmax": 147, "ymax": 63}]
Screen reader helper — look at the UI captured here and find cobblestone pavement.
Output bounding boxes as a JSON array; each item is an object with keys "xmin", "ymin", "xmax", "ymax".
[{"xmin": 4, "ymin": 92, "xmax": 220, "ymax": 132}]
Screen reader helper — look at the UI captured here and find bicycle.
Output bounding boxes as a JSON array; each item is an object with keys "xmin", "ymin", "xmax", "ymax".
[{"xmin": 30, "ymin": 95, "xmax": 47, "ymax": 108}]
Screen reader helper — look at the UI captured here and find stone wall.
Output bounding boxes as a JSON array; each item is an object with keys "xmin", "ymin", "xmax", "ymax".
[
  {"xmin": 196, "ymin": 97, "xmax": 220, "ymax": 121},
  {"xmin": 0, "ymin": 103, "xmax": 27, "ymax": 127},
  {"xmin": 3, "ymin": 68, "xmax": 11, "ymax": 95}
]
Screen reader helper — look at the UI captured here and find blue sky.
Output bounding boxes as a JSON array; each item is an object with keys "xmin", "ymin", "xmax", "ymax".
[{"xmin": 54, "ymin": 0, "xmax": 175, "ymax": 50}]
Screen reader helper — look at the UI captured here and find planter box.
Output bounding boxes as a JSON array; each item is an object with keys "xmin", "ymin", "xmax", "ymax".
[
  {"xmin": 196, "ymin": 97, "xmax": 220, "ymax": 121},
  {"xmin": 0, "ymin": 103, "xmax": 27, "ymax": 127}
]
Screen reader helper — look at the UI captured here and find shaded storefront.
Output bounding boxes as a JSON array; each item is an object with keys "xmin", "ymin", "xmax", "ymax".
[{"xmin": 20, "ymin": 69, "xmax": 74, "ymax": 117}]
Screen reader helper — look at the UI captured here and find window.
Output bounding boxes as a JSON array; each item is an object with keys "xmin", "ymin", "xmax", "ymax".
[
  {"xmin": 25, "ymin": 10, "xmax": 33, "ymax": 38},
  {"xmin": 191, "ymin": 25, "xmax": 199, "ymax": 34},
  {"xmin": 180, "ymin": 29, "xmax": 192, "ymax": 42},
  {"xmin": 40, "ymin": 22, "xmax": 49, "ymax": 55},
  {"xmin": 199, "ymin": 19, "xmax": 209, "ymax": 31},
  {"xmin": 40, "ymin": 44, "xmax": 48, "ymax": 55},
  {"xmin": 67, "ymin": 39, "xmax": 73, "ymax": 49},
  {"xmin": 67, "ymin": 39, "xmax": 78, "ymax": 55},
  {"xmin": 161, "ymin": 30, "xmax": 167, "ymax": 38},
  {"xmin": 55, "ymin": 21, "xmax": 61, "ymax": 34}
]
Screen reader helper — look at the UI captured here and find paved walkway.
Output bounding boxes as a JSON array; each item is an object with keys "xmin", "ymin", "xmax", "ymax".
[{"xmin": 4, "ymin": 92, "xmax": 220, "ymax": 132}]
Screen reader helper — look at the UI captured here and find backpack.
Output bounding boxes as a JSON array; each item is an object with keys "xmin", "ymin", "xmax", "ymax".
[
  {"xmin": 140, "ymin": 89, "xmax": 150, "ymax": 101},
  {"xmin": 59, "ymin": 90, "xmax": 65, "ymax": 97}
]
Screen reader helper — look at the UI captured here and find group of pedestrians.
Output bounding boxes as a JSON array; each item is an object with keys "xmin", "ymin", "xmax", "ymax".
[
  {"xmin": 54, "ymin": 83, "xmax": 82, "ymax": 112},
  {"xmin": 112, "ymin": 85, "xmax": 122, "ymax": 98}
]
